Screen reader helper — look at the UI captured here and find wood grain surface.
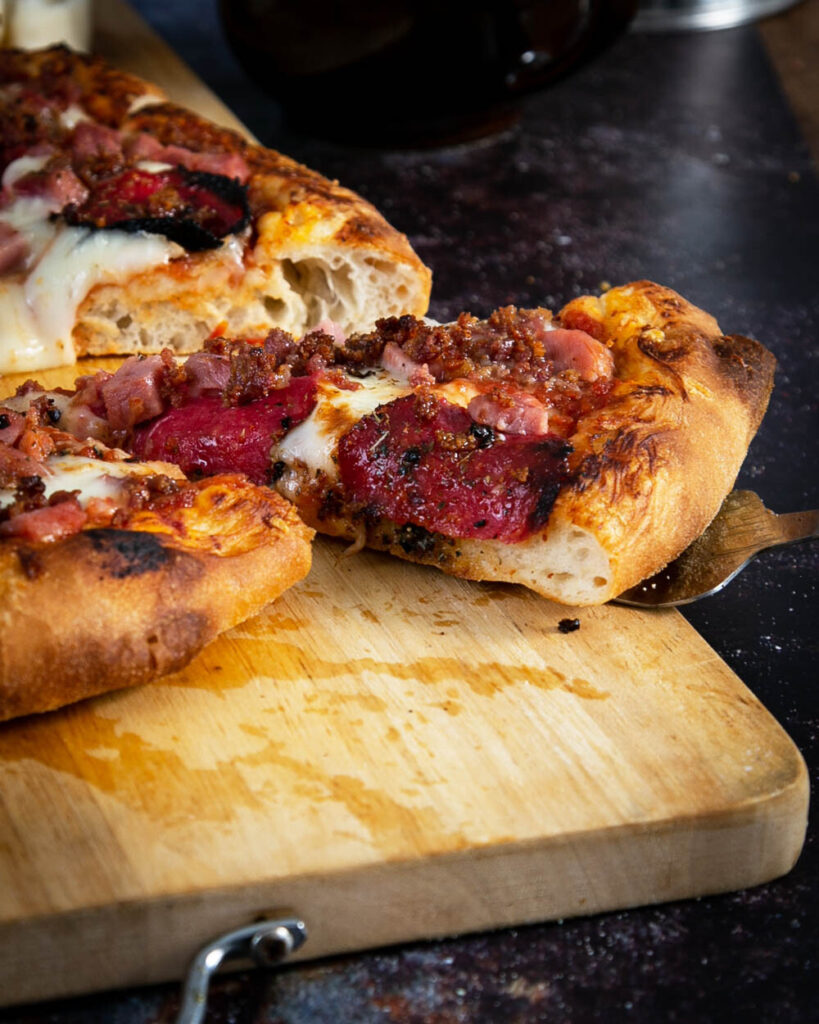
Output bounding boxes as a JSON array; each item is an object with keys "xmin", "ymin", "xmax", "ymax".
[{"xmin": 0, "ymin": 0, "xmax": 808, "ymax": 1007}]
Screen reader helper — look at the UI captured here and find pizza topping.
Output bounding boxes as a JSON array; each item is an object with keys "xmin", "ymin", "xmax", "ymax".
[
  {"xmin": 337, "ymin": 394, "xmax": 571, "ymax": 543},
  {"xmin": 0, "ymin": 440, "xmax": 47, "ymax": 485},
  {"xmin": 182, "ymin": 350, "xmax": 232, "ymax": 398},
  {"xmin": 131, "ymin": 376, "xmax": 318, "ymax": 484},
  {"xmin": 0, "ymin": 414, "xmax": 193, "ymax": 544},
  {"xmin": 11, "ymin": 161, "xmax": 89, "ymax": 209},
  {"xmin": 98, "ymin": 354, "xmax": 166, "ymax": 432},
  {"xmin": 0, "ymin": 408, "xmax": 25, "ymax": 445},
  {"xmin": 126, "ymin": 132, "xmax": 251, "ymax": 184},
  {"xmin": 467, "ymin": 386, "xmax": 552, "ymax": 436},
  {"xmin": 64, "ymin": 166, "xmax": 250, "ymax": 251},
  {"xmin": 344, "ymin": 308, "xmax": 613, "ymax": 386},
  {"xmin": 539, "ymin": 327, "xmax": 614, "ymax": 381},
  {"xmin": 0, "ymin": 494, "xmax": 86, "ymax": 542},
  {"xmin": 0, "ymin": 221, "xmax": 28, "ymax": 273},
  {"xmin": 380, "ymin": 340, "xmax": 434, "ymax": 386}
]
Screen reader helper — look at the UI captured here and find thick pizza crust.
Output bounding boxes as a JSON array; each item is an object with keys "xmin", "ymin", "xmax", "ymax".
[
  {"xmin": 292, "ymin": 282, "xmax": 775, "ymax": 605},
  {"xmin": 0, "ymin": 478, "xmax": 313, "ymax": 721},
  {"xmin": 0, "ymin": 47, "xmax": 431, "ymax": 358}
]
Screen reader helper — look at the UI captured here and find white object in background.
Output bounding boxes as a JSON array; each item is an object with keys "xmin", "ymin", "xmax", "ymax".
[{"xmin": 3, "ymin": 0, "xmax": 91, "ymax": 51}]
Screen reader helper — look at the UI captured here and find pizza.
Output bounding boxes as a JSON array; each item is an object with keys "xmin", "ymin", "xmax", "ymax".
[
  {"xmin": 0, "ymin": 407, "xmax": 313, "ymax": 721},
  {"xmin": 0, "ymin": 45, "xmax": 431, "ymax": 374},
  {"xmin": 4, "ymin": 280, "xmax": 776, "ymax": 614}
]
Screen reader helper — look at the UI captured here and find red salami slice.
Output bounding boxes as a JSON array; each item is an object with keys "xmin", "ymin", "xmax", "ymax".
[
  {"xmin": 65, "ymin": 166, "xmax": 249, "ymax": 250},
  {"xmin": 132, "ymin": 376, "xmax": 317, "ymax": 484},
  {"xmin": 337, "ymin": 394, "xmax": 571, "ymax": 543}
]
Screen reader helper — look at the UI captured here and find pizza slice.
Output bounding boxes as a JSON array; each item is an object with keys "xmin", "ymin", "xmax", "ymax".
[
  {"xmin": 0, "ymin": 45, "xmax": 431, "ymax": 373},
  {"xmin": 5, "ymin": 281, "xmax": 776, "ymax": 608},
  {"xmin": 0, "ymin": 407, "xmax": 313, "ymax": 721}
]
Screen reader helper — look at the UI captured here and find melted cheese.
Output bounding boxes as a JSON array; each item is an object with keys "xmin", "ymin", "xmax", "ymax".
[
  {"xmin": 274, "ymin": 372, "xmax": 410, "ymax": 479},
  {"xmin": 0, "ymin": 209, "xmax": 180, "ymax": 372},
  {"xmin": 0, "ymin": 454, "xmax": 142, "ymax": 510},
  {"xmin": 273, "ymin": 371, "xmax": 483, "ymax": 481},
  {"xmin": 59, "ymin": 104, "xmax": 89, "ymax": 130}
]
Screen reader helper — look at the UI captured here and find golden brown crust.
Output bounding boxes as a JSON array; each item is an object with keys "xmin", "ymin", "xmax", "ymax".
[
  {"xmin": 547, "ymin": 280, "xmax": 776, "ymax": 599},
  {"xmin": 123, "ymin": 100, "xmax": 428, "ymax": 285},
  {"xmin": 0, "ymin": 477, "xmax": 313, "ymax": 721}
]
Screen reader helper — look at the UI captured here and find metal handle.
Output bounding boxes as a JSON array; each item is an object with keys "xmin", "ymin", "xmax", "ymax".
[{"xmin": 175, "ymin": 916, "xmax": 307, "ymax": 1024}]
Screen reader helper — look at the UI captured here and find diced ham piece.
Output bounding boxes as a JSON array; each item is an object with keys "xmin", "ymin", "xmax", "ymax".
[
  {"xmin": 312, "ymin": 319, "xmax": 347, "ymax": 346},
  {"xmin": 182, "ymin": 350, "xmax": 231, "ymax": 398},
  {"xmin": 381, "ymin": 341, "xmax": 434, "ymax": 386},
  {"xmin": 0, "ymin": 440, "xmax": 47, "ymax": 486},
  {"xmin": 539, "ymin": 326, "xmax": 613, "ymax": 381},
  {"xmin": 468, "ymin": 390, "xmax": 551, "ymax": 436},
  {"xmin": 126, "ymin": 132, "xmax": 251, "ymax": 183},
  {"xmin": 0, "ymin": 496, "xmax": 86, "ymax": 542},
  {"xmin": 13, "ymin": 164, "xmax": 88, "ymax": 210},
  {"xmin": 60, "ymin": 372, "xmax": 112, "ymax": 441},
  {"xmin": 0, "ymin": 408, "xmax": 25, "ymax": 446},
  {"xmin": 0, "ymin": 222, "xmax": 28, "ymax": 273},
  {"xmin": 60, "ymin": 401, "xmax": 111, "ymax": 443},
  {"xmin": 100, "ymin": 355, "xmax": 166, "ymax": 431},
  {"xmin": 70, "ymin": 120, "xmax": 124, "ymax": 162}
]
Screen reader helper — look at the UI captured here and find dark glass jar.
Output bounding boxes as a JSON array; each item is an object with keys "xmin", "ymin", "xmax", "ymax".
[{"xmin": 219, "ymin": 0, "xmax": 636, "ymax": 146}]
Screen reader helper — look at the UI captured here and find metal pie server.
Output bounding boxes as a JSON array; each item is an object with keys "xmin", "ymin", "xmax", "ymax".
[{"xmin": 615, "ymin": 490, "xmax": 819, "ymax": 608}]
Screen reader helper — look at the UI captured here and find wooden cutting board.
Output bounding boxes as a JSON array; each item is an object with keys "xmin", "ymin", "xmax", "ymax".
[{"xmin": 0, "ymin": 1, "xmax": 808, "ymax": 1006}]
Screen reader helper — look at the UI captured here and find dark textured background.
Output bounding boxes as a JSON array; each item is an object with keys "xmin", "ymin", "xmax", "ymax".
[{"xmin": 2, "ymin": 3, "xmax": 817, "ymax": 1021}]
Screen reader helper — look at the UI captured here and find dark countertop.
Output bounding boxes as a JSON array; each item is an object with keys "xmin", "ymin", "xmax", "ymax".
[{"xmin": 3, "ymin": 3, "xmax": 818, "ymax": 1022}]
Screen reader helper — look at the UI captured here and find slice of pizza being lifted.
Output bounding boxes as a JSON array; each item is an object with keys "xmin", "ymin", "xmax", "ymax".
[
  {"xmin": 0, "ymin": 410, "xmax": 313, "ymax": 721},
  {"xmin": 0, "ymin": 45, "xmax": 431, "ymax": 373},
  {"xmin": 4, "ymin": 281, "xmax": 776, "ymax": 608}
]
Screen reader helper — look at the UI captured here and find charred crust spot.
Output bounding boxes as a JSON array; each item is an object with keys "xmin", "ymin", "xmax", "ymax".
[
  {"xmin": 629, "ymin": 384, "xmax": 673, "ymax": 398},
  {"xmin": 395, "ymin": 522, "xmax": 439, "ymax": 556},
  {"xmin": 16, "ymin": 546, "xmax": 43, "ymax": 580},
  {"xmin": 637, "ymin": 332, "xmax": 689, "ymax": 364},
  {"xmin": 87, "ymin": 529, "xmax": 172, "ymax": 578},
  {"xmin": 572, "ymin": 432, "xmax": 663, "ymax": 499},
  {"xmin": 334, "ymin": 214, "xmax": 385, "ymax": 244},
  {"xmin": 713, "ymin": 334, "xmax": 777, "ymax": 379},
  {"xmin": 530, "ymin": 481, "xmax": 561, "ymax": 531}
]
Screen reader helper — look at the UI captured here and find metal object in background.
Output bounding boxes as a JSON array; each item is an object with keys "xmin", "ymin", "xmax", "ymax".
[
  {"xmin": 634, "ymin": 0, "xmax": 803, "ymax": 31},
  {"xmin": 175, "ymin": 916, "xmax": 308, "ymax": 1024},
  {"xmin": 616, "ymin": 491, "xmax": 819, "ymax": 607}
]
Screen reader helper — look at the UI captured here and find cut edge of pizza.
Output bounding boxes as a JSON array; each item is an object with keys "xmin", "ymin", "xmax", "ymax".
[
  {"xmin": 0, "ymin": 419, "xmax": 313, "ymax": 721},
  {"xmin": 2, "ymin": 280, "xmax": 776, "ymax": 610},
  {"xmin": 0, "ymin": 45, "xmax": 431, "ymax": 374}
]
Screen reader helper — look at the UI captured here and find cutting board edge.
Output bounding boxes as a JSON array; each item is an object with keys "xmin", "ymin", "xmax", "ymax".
[{"xmin": 0, "ymin": 764, "xmax": 807, "ymax": 1007}]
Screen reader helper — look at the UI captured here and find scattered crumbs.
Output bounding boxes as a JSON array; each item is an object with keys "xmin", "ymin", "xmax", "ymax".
[
  {"xmin": 599, "ymin": 280, "xmax": 612, "ymax": 292},
  {"xmin": 558, "ymin": 617, "xmax": 581, "ymax": 634}
]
